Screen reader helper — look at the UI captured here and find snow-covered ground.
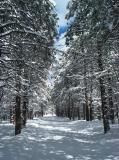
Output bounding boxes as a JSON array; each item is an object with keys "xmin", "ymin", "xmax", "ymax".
[{"xmin": 0, "ymin": 116, "xmax": 119, "ymax": 160}]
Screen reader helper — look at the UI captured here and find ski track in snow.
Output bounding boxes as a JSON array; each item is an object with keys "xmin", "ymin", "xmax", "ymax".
[{"xmin": 0, "ymin": 116, "xmax": 119, "ymax": 160}]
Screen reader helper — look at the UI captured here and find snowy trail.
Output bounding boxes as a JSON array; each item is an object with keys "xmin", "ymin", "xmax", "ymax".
[{"xmin": 0, "ymin": 116, "xmax": 119, "ymax": 160}]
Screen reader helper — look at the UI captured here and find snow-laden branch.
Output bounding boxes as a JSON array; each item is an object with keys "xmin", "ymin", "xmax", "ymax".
[{"xmin": 0, "ymin": 30, "xmax": 48, "ymax": 41}]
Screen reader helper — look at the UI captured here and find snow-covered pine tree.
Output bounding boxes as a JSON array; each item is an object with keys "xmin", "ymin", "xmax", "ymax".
[{"xmin": 0, "ymin": 0, "xmax": 57, "ymax": 135}]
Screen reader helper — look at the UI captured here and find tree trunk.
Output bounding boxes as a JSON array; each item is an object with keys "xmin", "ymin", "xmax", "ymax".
[
  {"xmin": 77, "ymin": 107, "xmax": 81, "ymax": 120},
  {"xmin": 82, "ymin": 44, "xmax": 90, "ymax": 121},
  {"xmin": 41, "ymin": 105, "xmax": 44, "ymax": 117},
  {"xmin": 15, "ymin": 59, "xmax": 22, "ymax": 135},
  {"xmin": 89, "ymin": 99, "xmax": 94, "ymax": 121},
  {"xmin": 72, "ymin": 101, "xmax": 75, "ymax": 120},
  {"xmin": 15, "ymin": 95, "xmax": 21, "ymax": 135},
  {"xmin": 97, "ymin": 42, "xmax": 110, "ymax": 133},
  {"xmin": 68, "ymin": 93, "xmax": 71, "ymax": 120},
  {"xmin": 115, "ymin": 103, "xmax": 119, "ymax": 124},
  {"xmin": 83, "ymin": 103, "xmax": 86, "ymax": 120},
  {"xmin": 67, "ymin": 107, "xmax": 71, "ymax": 120},
  {"xmin": 10, "ymin": 107, "xmax": 13, "ymax": 123},
  {"xmin": 108, "ymin": 73, "xmax": 115, "ymax": 124},
  {"xmin": 84, "ymin": 60, "xmax": 90, "ymax": 121},
  {"xmin": 89, "ymin": 62, "xmax": 94, "ymax": 121},
  {"xmin": 22, "ymin": 101, "xmax": 27, "ymax": 127}
]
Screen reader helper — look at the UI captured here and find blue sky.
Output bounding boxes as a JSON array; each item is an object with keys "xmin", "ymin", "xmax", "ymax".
[
  {"xmin": 53, "ymin": 0, "xmax": 70, "ymax": 52},
  {"xmin": 54, "ymin": 0, "xmax": 69, "ymax": 35},
  {"xmin": 48, "ymin": 0, "xmax": 70, "ymax": 86},
  {"xmin": 55, "ymin": 0, "xmax": 69, "ymax": 26}
]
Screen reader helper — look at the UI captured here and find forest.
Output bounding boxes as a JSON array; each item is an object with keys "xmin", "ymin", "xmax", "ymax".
[
  {"xmin": 52, "ymin": 0, "xmax": 119, "ymax": 134},
  {"xmin": 0, "ymin": 0, "xmax": 119, "ymax": 160},
  {"xmin": 0, "ymin": 0, "xmax": 57, "ymax": 135}
]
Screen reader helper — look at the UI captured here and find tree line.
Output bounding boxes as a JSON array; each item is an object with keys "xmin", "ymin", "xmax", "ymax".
[{"xmin": 52, "ymin": 0, "xmax": 119, "ymax": 133}]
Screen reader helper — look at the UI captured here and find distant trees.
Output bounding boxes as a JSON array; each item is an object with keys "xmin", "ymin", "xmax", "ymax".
[
  {"xmin": 52, "ymin": 0, "xmax": 119, "ymax": 133},
  {"xmin": 0, "ymin": 0, "xmax": 57, "ymax": 135}
]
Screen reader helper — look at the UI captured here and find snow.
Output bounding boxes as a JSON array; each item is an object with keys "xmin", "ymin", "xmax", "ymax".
[
  {"xmin": 0, "ymin": 116, "xmax": 119, "ymax": 160},
  {"xmin": 49, "ymin": 0, "xmax": 56, "ymax": 6}
]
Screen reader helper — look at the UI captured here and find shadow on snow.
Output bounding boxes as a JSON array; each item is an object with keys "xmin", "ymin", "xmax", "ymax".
[{"xmin": 0, "ymin": 117, "xmax": 119, "ymax": 160}]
